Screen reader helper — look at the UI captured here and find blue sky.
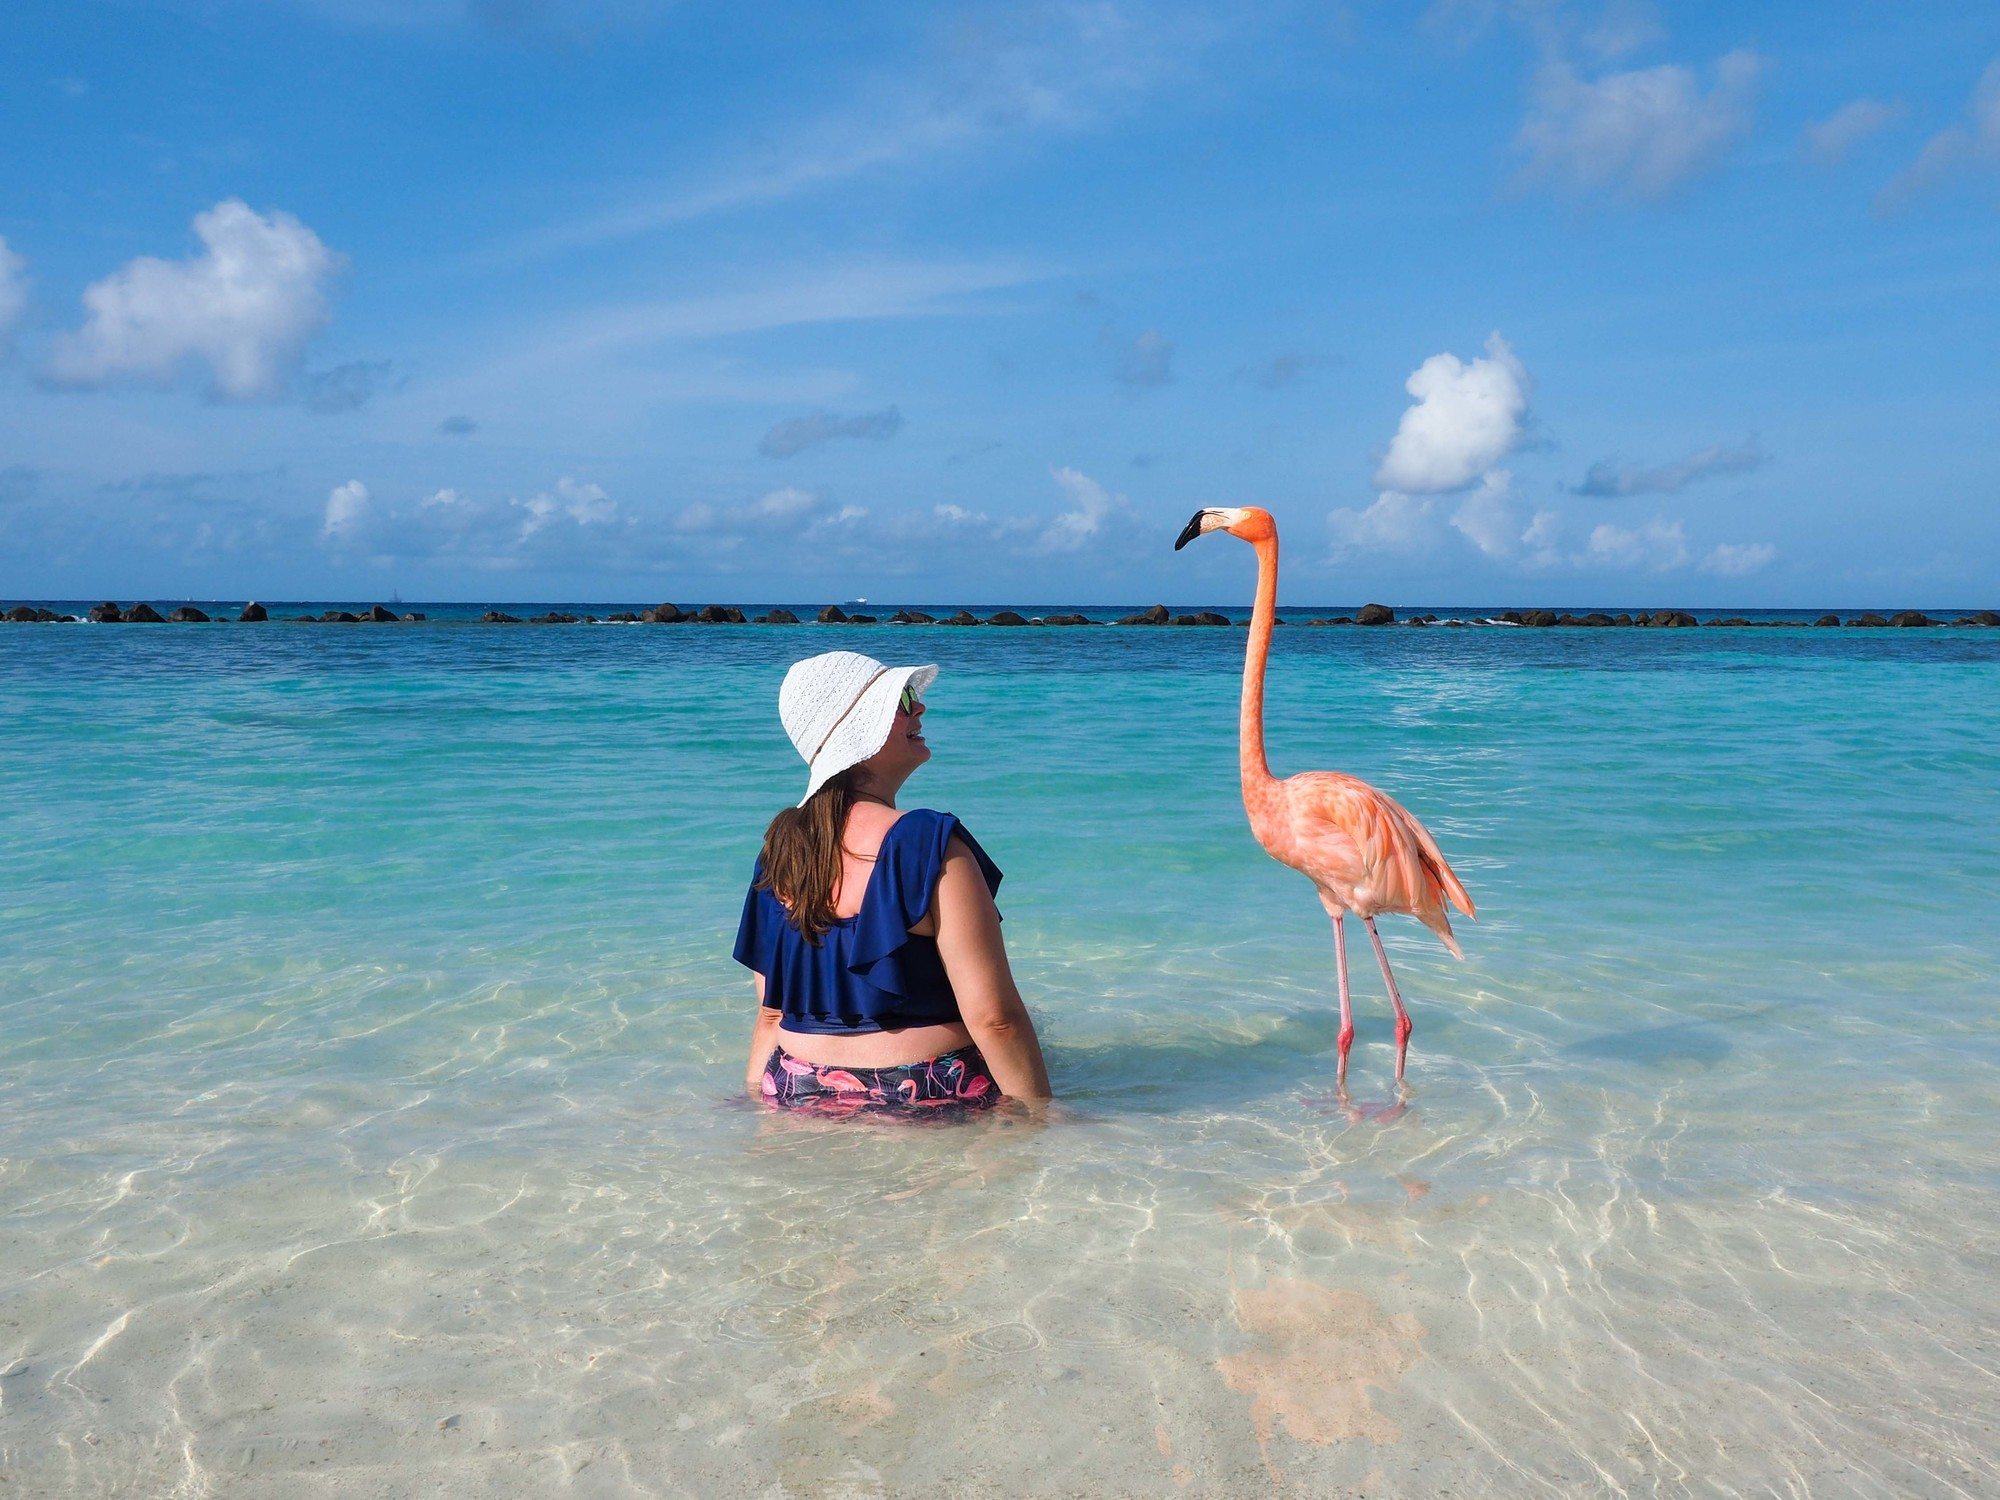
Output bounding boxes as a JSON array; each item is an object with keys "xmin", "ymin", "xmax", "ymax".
[{"xmin": 2, "ymin": 0, "xmax": 1997, "ymax": 606}]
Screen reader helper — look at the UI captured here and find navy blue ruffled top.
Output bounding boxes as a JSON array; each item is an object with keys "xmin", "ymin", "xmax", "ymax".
[{"xmin": 732, "ymin": 809, "xmax": 1003, "ymax": 1036}]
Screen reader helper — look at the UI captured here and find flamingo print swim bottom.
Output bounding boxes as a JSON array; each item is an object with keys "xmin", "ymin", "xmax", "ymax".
[{"xmin": 760, "ymin": 1045, "xmax": 1001, "ymax": 1118}]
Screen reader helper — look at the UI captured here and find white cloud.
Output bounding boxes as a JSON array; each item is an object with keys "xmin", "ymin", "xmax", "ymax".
[
  {"xmin": 518, "ymin": 476, "xmax": 614, "ymax": 539},
  {"xmin": 1882, "ymin": 56, "xmax": 2000, "ymax": 208},
  {"xmin": 1585, "ymin": 517, "xmax": 1689, "ymax": 570},
  {"xmin": 1329, "ymin": 492, "xmax": 1441, "ymax": 560},
  {"xmin": 1571, "ymin": 438, "xmax": 1766, "ymax": 497},
  {"xmin": 933, "ymin": 503, "xmax": 990, "ymax": 526},
  {"xmin": 1701, "ymin": 541, "xmax": 1775, "ymax": 576},
  {"xmin": 322, "ymin": 479, "xmax": 369, "ymax": 542},
  {"xmin": 1516, "ymin": 50, "xmax": 1759, "ymax": 199},
  {"xmin": 1042, "ymin": 465, "xmax": 1129, "ymax": 552},
  {"xmin": 751, "ymin": 485, "xmax": 823, "ymax": 520},
  {"xmin": 50, "ymin": 200, "xmax": 342, "ymax": 399},
  {"xmin": 1803, "ymin": 98, "xmax": 1902, "ymax": 166},
  {"xmin": 1375, "ymin": 332, "xmax": 1530, "ymax": 495},
  {"xmin": 0, "ymin": 237, "xmax": 27, "ymax": 347}
]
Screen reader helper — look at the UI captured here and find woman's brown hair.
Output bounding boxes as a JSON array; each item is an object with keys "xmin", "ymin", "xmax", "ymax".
[{"xmin": 756, "ymin": 768, "xmax": 859, "ymax": 943}]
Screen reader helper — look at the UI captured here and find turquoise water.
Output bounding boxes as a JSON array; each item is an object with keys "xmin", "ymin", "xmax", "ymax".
[{"xmin": 3, "ymin": 621, "xmax": 1997, "ymax": 1496}]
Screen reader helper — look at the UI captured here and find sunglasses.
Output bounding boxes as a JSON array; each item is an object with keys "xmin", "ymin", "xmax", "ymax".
[{"xmin": 898, "ymin": 685, "xmax": 924, "ymax": 715}]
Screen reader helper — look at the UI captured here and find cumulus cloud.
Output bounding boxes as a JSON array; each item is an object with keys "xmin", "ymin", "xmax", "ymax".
[
  {"xmin": 758, "ymin": 405, "xmax": 904, "ymax": 458},
  {"xmin": 322, "ymin": 479, "xmax": 370, "ymax": 542},
  {"xmin": 0, "ymin": 237, "xmax": 27, "ymax": 347},
  {"xmin": 1570, "ymin": 438, "xmax": 1766, "ymax": 497},
  {"xmin": 50, "ymin": 200, "xmax": 342, "ymax": 400},
  {"xmin": 518, "ymin": 476, "xmax": 614, "ymax": 539},
  {"xmin": 1803, "ymin": 98, "xmax": 1902, "ymax": 166},
  {"xmin": 1701, "ymin": 541, "xmax": 1776, "ymax": 576},
  {"xmin": 1375, "ymin": 332, "xmax": 1530, "ymax": 495},
  {"xmin": 1329, "ymin": 492, "xmax": 1442, "ymax": 560},
  {"xmin": 1516, "ymin": 49, "xmax": 1759, "ymax": 199},
  {"xmin": 1585, "ymin": 517, "xmax": 1689, "ymax": 570},
  {"xmin": 1109, "ymin": 328, "xmax": 1174, "ymax": 388},
  {"xmin": 1041, "ymin": 466, "xmax": 1131, "ymax": 552},
  {"xmin": 320, "ymin": 476, "xmax": 622, "ymax": 565},
  {"xmin": 301, "ymin": 359, "xmax": 394, "ymax": 413},
  {"xmin": 1448, "ymin": 473, "xmax": 1563, "ymax": 566},
  {"xmin": 1882, "ymin": 56, "xmax": 2000, "ymax": 208}
]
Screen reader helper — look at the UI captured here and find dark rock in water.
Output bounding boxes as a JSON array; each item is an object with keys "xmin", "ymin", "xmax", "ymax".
[
  {"xmin": 530, "ymin": 612, "xmax": 579, "ymax": 624},
  {"xmin": 1330, "ymin": 616, "xmax": 1354, "ymax": 625},
  {"xmin": 1890, "ymin": 610, "xmax": 1934, "ymax": 627},
  {"xmin": 846, "ymin": 613, "xmax": 877, "ymax": 624},
  {"xmin": 695, "ymin": 604, "xmax": 744, "ymax": 623},
  {"xmin": 364, "ymin": 604, "xmax": 397, "ymax": 622},
  {"xmin": 1524, "ymin": 609, "xmax": 1559, "ymax": 627},
  {"xmin": 1953, "ymin": 610, "xmax": 2000, "ymax": 626},
  {"xmin": 1355, "ymin": 603, "xmax": 1394, "ymax": 626},
  {"xmin": 126, "ymin": 603, "xmax": 166, "ymax": 623},
  {"xmin": 1171, "ymin": 611, "xmax": 1230, "ymax": 626},
  {"xmin": 1497, "ymin": 610, "xmax": 1526, "ymax": 625},
  {"xmin": 1117, "ymin": 603, "xmax": 1170, "ymax": 625},
  {"xmin": 987, "ymin": 610, "xmax": 1028, "ymax": 626},
  {"xmin": 1613, "ymin": 613, "xmax": 1633, "ymax": 626},
  {"xmin": 1405, "ymin": 616, "xmax": 1429, "ymax": 627},
  {"xmin": 1814, "ymin": 614, "xmax": 1841, "ymax": 626},
  {"xmin": 606, "ymin": 611, "xmax": 640, "ymax": 623},
  {"xmin": 4, "ymin": 605, "xmax": 36, "ymax": 622},
  {"xmin": 1044, "ymin": 613, "xmax": 1092, "ymax": 625},
  {"xmin": 320, "ymin": 610, "xmax": 360, "ymax": 623},
  {"xmin": 168, "ymin": 606, "xmax": 211, "ymax": 623},
  {"xmin": 1704, "ymin": 616, "xmax": 1751, "ymax": 627},
  {"xmin": 239, "ymin": 602, "xmax": 268, "ymax": 622},
  {"xmin": 88, "ymin": 601, "xmax": 122, "ymax": 623},
  {"xmin": 1643, "ymin": 610, "xmax": 1697, "ymax": 627},
  {"xmin": 817, "ymin": 605, "xmax": 849, "ymax": 623},
  {"xmin": 641, "ymin": 603, "xmax": 685, "ymax": 623},
  {"xmin": 288, "ymin": 615, "xmax": 316, "ymax": 622},
  {"xmin": 1850, "ymin": 612, "xmax": 1888, "ymax": 627},
  {"xmin": 402, "ymin": 612, "xmax": 426, "ymax": 622},
  {"xmin": 891, "ymin": 609, "xmax": 936, "ymax": 624},
  {"xmin": 757, "ymin": 608, "xmax": 799, "ymax": 624},
  {"xmin": 947, "ymin": 610, "xmax": 981, "ymax": 626},
  {"xmin": 1578, "ymin": 612, "xmax": 1615, "ymax": 627},
  {"xmin": 482, "ymin": 610, "xmax": 522, "ymax": 624}
]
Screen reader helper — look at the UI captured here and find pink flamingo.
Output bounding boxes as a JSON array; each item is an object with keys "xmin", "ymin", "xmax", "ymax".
[{"xmin": 1175, "ymin": 506, "xmax": 1475, "ymax": 1086}]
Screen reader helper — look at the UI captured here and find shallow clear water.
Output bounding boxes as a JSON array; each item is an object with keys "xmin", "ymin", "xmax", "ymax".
[{"xmin": 2, "ymin": 621, "xmax": 1996, "ymax": 1496}]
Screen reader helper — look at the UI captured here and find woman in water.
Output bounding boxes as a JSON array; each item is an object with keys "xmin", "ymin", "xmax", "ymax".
[{"xmin": 733, "ymin": 650, "xmax": 1053, "ymax": 1116}]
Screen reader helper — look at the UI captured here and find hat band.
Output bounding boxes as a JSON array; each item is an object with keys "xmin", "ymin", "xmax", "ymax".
[{"xmin": 808, "ymin": 666, "xmax": 890, "ymax": 765}]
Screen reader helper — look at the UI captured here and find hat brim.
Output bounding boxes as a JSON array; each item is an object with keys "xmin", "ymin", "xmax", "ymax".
[{"xmin": 799, "ymin": 662, "xmax": 938, "ymax": 805}]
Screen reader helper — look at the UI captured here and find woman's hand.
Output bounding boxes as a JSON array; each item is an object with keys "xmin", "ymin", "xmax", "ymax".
[{"xmin": 933, "ymin": 836, "xmax": 1053, "ymax": 1101}]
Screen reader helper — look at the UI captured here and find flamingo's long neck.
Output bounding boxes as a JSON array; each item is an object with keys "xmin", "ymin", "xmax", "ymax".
[{"xmin": 1240, "ymin": 533, "xmax": 1278, "ymax": 798}]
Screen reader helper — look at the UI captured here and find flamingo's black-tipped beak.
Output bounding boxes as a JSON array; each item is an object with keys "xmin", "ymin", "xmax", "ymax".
[{"xmin": 1173, "ymin": 510, "xmax": 1210, "ymax": 551}]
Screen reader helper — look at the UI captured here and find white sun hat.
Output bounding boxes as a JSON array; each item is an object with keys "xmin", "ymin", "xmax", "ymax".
[{"xmin": 779, "ymin": 650, "xmax": 938, "ymax": 805}]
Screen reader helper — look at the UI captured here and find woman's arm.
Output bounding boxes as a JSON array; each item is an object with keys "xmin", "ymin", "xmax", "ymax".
[
  {"xmin": 933, "ymin": 837, "xmax": 1052, "ymax": 1101},
  {"xmin": 745, "ymin": 974, "xmax": 783, "ymax": 1095}
]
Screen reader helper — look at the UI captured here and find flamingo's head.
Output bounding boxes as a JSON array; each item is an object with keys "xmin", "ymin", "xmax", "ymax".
[{"xmin": 1173, "ymin": 506, "xmax": 1275, "ymax": 550}]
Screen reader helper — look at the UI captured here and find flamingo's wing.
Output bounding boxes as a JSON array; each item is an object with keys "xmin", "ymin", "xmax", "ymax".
[{"xmin": 1285, "ymin": 773, "xmax": 1475, "ymax": 951}]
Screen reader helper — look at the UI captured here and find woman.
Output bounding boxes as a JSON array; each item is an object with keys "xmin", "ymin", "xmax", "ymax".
[{"xmin": 733, "ymin": 650, "xmax": 1052, "ymax": 1117}]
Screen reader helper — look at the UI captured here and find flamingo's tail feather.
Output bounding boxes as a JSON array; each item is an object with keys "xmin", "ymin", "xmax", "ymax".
[{"xmin": 1421, "ymin": 905, "xmax": 1466, "ymax": 960}]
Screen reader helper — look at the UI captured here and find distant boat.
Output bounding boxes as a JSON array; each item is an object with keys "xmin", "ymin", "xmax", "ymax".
[{"xmin": 846, "ymin": 597, "xmax": 868, "ymax": 605}]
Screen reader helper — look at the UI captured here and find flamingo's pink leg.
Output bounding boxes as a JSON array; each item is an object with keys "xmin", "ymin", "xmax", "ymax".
[
  {"xmin": 1363, "ymin": 916, "xmax": 1414, "ymax": 1082},
  {"xmin": 1333, "ymin": 911, "xmax": 1354, "ymax": 1085}
]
